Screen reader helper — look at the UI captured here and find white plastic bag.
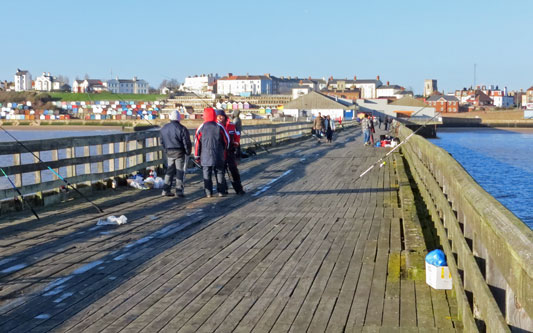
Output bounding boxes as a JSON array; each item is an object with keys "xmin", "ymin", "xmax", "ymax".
[{"xmin": 97, "ymin": 215, "xmax": 128, "ymax": 226}]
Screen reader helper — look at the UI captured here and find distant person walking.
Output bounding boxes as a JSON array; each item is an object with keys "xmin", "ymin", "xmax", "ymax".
[
  {"xmin": 313, "ymin": 112, "xmax": 325, "ymax": 140},
  {"xmin": 361, "ymin": 114, "xmax": 371, "ymax": 146},
  {"xmin": 324, "ymin": 115, "xmax": 335, "ymax": 143},
  {"xmin": 194, "ymin": 107, "xmax": 230, "ymax": 198},
  {"xmin": 160, "ymin": 110, "xmax": 191, "ymax": 197},
  {"xmin": 384, "ymin": 115, "xmax": 390, "ymax": 131},
  {"xmin": 378, "ymin": 116, "xmax": 383, "ymax": 129}
]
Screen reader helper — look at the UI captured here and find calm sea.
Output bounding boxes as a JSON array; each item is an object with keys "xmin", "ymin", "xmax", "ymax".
[
  {"xmin": 0, "ymin": 129, "xmax": 123, "ymax": 190},
  {"xmin": 430, "ymin": 128, "xmax": 533, "ymax": 228}
]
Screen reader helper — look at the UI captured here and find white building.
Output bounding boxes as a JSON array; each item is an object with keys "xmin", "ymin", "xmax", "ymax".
[
  {"xmin": 34, "ymin": 72, "xmax": 68, "ymax": 91},
  {"xmin": 327, "ymin": 76, "xmax": 383, "ymax": 98},
  {"xmin": 72, "ymin": 79, "xmax": 107, "ymax": 93},
  {"xmin": 217, "ymin": 74, "xmax": 273, "ymax": 96},
  {"xmin": 376, "ymin": 84, "xmax": 404, "ymax": 99},
  {"xmin": 292, "ymin": 86, "xmax": 311, "ymax": 100},
  {"xmin": 106, "ymin": 77, "xmax": 149, "ymax": 94},
  {"xmin": 14, "ymin": 69, "xmax": 32, "ymax": 91},
  {"xmin": 353, "ymin": 77, "xmax": 382, "ymax": 99},
  {"xmin": 181, "ymin": 74, "xmax": 218, "ymax": 95}
]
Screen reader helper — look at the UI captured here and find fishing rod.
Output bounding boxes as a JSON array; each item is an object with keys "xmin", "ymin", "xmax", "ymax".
[
  {"xmin": 356, "ymin": 109, "xmax": 441, "ymax": 182},
  {"xmin": 0, "ymin": 126, "xmax": 104, "ymax": 213},
  {"xmin": 176, "ymin": 86, "xmax": 271, "ymax": 154},
  {"xmin": 0, "ymin": 167, "xmax": 40, "ymax": 220}
]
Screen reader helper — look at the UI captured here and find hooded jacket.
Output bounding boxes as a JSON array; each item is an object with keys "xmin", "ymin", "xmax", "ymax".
[{"xmin": 194, "ymin": 108, "xmax": 230, "ymax": 166}]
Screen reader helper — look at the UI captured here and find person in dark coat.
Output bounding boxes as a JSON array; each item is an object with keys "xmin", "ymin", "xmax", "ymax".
[
  {"xmin": 217, "ymin": 109, "xmax": 245, "ymax": 194},
  {"xmin": 160, "ymin": 110, "xmax": 191, "ymax": 197},
  {"xmin": 194, "ymin": 107, "xmax": 230, "ymax": 197}
]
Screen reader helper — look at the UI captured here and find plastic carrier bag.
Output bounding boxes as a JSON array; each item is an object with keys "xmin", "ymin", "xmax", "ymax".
[{"xmin": 425, "ymin": 249, "xmax": 447, "ymax": 266}]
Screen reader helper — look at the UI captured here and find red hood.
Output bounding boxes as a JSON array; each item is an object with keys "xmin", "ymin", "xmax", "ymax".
[{"xmin": 203, "ymin": 107, "xmax": 216, "ymax": 122}]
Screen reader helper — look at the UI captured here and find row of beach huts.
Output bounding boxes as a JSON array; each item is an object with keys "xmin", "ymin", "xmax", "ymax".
[{"xmin": 0, "ymin": 100, "xmax": 167, "ymax": 121}]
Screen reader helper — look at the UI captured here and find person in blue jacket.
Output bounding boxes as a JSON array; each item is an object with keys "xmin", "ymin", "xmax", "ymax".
[
  {"xmin": 160, "ymin": 110, "xmax": 191, "ymax": 197},
  {"xmin": 194, "ymin": 107, "xmax": 230, "ymax": 197}
]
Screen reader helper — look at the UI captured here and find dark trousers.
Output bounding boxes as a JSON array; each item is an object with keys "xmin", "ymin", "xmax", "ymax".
[
  {"xmin": 225, "ymin": 152, "xmax": 243, "ymax": 193},
  {"xmin": 202, "ymin": 165, "xmax": 226, "ymax": 195}
]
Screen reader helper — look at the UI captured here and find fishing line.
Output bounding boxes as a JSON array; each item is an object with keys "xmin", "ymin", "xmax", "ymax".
[
  {"xmin": 0, "ymin": 167, "xmax": 40, "ymax": 220},
  {"xmin": 356, "ymin": 109, "xmax": 441, "ymax": 182},
  {"xmin": 0, "ymin": 126, "xmax": 104, "ymax": 213},
  {"xmin": 174, "ymin": 84, "xmax": 271, "ymax": 154}
]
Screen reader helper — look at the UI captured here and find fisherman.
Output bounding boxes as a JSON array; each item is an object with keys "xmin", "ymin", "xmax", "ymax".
[
  {"xmin": 194, "ymin": 107, "xmax": 230, "ymax": 198},
  {"xmin": 216, "ymin": 109, "xmax": 245, "ymax": 194},
  {"xmin": 361, "ymin": 114, "xmax": 371, "ymax": 146},
  {"xmin": 160, "ymin": 110, "xmax": 191, "ymax": 197}
]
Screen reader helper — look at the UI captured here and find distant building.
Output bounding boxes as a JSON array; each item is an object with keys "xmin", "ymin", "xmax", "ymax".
[
  {"xmin": 181, "ymin": 74, "xmax": 218, "ymax": 95},
  {"xmin": 217, "ymin": 73, "xmax": 273, "ymax": 96},
  {"xmin": 327, "ymin": 76, "xmax": 382, "ymax": 99},
  {"xmin": 14, "ymin": 69, "xmax": 32, "ymax": 91},
  {"xmin": 107, "ymin": 77, "xmax": 149, "ymax": 94},
  {"xmin": 426, "ymin": 95, "xmax": 460, "ymax": 113},
  {"xmin": 424, "ymin": 79, "xmax": 438, "ymax": 97},
  {"xmin": 292, "ymin": 86, "xmax": 312, "ymax": 100},
  {"xmin": 525, "ymin": 86, "xmax": 533, "ymax": 105},
  {"xmin": 34, "ymin": 72, "xmax": 69, "ymax": 92},
  {"xmin": 489, "ymin": 88, "xmax": 514, "ymax": 108},
  {"xmin": 72, "ymin": 79, "xmax": 107, "ymax": 93},
  {"xmin": 377, "ymin": 82, "xmax": 404, "ymax": 99},
  {"xmin": 282, "ymin": 91, "xmax": 354, "ymax": 118}
]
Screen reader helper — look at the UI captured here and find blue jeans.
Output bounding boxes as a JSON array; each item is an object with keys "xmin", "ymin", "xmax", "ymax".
[
  {"xmin": 363, "ymin": 129, "xmax": 370, "ymax": 144},
  {"xmin": 163, "ymin": 155, "xmax": 186, "ymax": 194}
]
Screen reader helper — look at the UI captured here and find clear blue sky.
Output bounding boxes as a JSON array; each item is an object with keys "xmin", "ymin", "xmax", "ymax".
[{"xmin": 2, "ymin": 0, "xmax": 532, "ymax": 94}]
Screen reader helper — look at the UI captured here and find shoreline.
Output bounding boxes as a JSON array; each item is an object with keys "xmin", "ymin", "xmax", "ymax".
[{"xmin": 1, "ymin": 125, "xmax": 125, "ymax": 131}]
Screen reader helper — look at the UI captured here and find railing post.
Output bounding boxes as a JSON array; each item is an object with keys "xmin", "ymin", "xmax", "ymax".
[
  {"xmin": 13, "ymin": 153, "xmax": 22, "ymax": 188},
  {"xmin": 271, "ymin": 126, "xmax": 276, "ymax": 147},
  {"xmin": 33, "ymin": 151, "xmax": 43, "ymax": 203},
  {"xmin": 84, "ymin": 145, "xmax": 91, "ymax": 186},
  {"xmin": 119, "ymin": 138, "xmax": 126, "ymax": 174},
  {"xmin": 108, "ymin": 142, "xmax": 115, "ymax": 173}
]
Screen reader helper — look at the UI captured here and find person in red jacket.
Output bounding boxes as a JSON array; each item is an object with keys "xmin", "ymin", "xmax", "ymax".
[
  {"xmin": 194, "ymin": 107, "xmax": 229, "ymax": 197},
  {"xmin": 216, "ymin": 109, "xmax": 245, "ymax": 194}
]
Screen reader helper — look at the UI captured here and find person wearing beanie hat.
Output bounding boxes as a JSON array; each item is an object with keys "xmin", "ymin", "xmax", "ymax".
[
  {"xmin": 160, "ymin": 110, "xmax": 191, "ymax": 197},
  {"xmin": 169, "ymin": 110, "xmax": 181, "ymax": 121},
  {"xmin": 216, "ymin": 110, "xmax": 245, "ymax": 195},
  {"xmin": 194, "ymin": 107, "xmax": 230, "ymax": 197}
]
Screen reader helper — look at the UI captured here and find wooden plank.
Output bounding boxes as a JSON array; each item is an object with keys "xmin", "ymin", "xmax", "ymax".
[{"xmin": 400, "ymin": 280, "xmax": 417, "ymax": 327}]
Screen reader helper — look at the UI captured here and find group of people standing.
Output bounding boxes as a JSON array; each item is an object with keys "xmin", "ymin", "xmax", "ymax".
[
  {"xmin": 361, "ymin": 114, "xmax": 393, "ymax": 146},
  {"xmin": 312, "ymin": 112, "xmax": 336, "ymax": 143},
  {"xmin": 160, "ymin": 107, "xmax": 245, "ymax": 199}
]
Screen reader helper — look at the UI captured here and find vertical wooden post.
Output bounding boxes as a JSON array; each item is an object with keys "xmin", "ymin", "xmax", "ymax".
[
  {"xmin": 51, "ymin": 149, "xmax": 59, "ymax": 181},
  {"xmin": 108, "ymin": 142, "xmax": 115, "ymax": 173},
  {"xmin": 13, "ymin": 153, "xmax": 22, "ymax": 188},
  {"xmin": 96, "ymin": 144, "xmax": 104, "ymax": 174},
  {"xmin": 65, "ymin": 147, "xmax": 76, "ymax": 178},
  {"xmin": 119, "ymin": 139, "xmax": 126, "ymax": 174},
  {"xmin": 84, "ymin": 145, "xmax": 91, "ymax": 186},
  {"xmin": 128, "ymin": 140, "xmax": 137, "ymax": 170},
  {"xmin": 33, "ymin": 151, "xmax": 43, "ymax": 202}
]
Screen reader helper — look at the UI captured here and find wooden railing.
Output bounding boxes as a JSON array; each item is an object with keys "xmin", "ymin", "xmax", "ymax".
[
  {"xmin": 0, "ymin": 120, "xmax": 357, "ymax": 208},
  {"xmin": 399, "ymin": 125, "xmax": 533, "ymax": 332}
]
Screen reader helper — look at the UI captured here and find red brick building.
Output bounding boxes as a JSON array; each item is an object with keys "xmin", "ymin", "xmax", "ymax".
[{"xmin": 426, "ymin": 95, "xmax": 460, "ymax": 112}]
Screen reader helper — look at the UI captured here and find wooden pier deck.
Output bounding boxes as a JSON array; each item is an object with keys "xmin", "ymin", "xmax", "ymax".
[{"xmin": 0, "ymin": 127, "xmax": 460, "ymax": 332}]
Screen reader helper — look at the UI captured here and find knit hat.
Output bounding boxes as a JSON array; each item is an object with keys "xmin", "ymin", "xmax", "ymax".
[
  {"xmin": 215, "ymin": 109, "xmax": 226, "ymax": 117},
  {"xmin": 169, "ymin": 110, "xmax": 181, "ymax": 121}
]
